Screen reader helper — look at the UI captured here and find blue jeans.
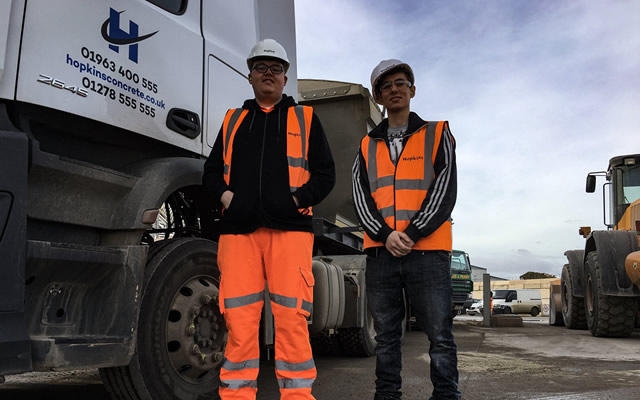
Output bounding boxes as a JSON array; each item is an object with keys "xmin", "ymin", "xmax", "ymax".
[{"xmin": 366, "ymin": 249, "xmax": 461, "ymax": 400}]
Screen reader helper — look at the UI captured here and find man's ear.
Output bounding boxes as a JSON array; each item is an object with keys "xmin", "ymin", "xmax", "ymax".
[
  {"xmin": 410, "ymin": 86, "xmax": 416, "ymax": 98},
  {"xmin": 284, "ymin": 75, "xmax": 288, "ymax": 86}
]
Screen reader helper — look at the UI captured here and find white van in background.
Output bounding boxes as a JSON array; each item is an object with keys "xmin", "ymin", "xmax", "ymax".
[{"xmin": 492, "ymin": 289, "xmax": 543, "ymax": 316}]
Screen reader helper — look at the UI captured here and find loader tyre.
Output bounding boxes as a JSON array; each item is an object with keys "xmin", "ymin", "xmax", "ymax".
[
  {"xmin": 561, "ymin": 264, "xmax": 587, "ymax": 329},
  {"xmin": 585, "ymin": 251, "xmax": 635, "ymax": 337},
  {"xmin": 100, "ymin": 238, "xmax": 225, "ymax": 400}
]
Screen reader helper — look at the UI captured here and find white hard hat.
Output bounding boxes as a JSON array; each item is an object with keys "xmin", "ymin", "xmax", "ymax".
[
  {"xmin": 370, "ymin": 59, "xmax": 414, "ymax": 94},
  {"xmin": 247, "ymin": 39, "xmax": 290, "ymax": 72}
]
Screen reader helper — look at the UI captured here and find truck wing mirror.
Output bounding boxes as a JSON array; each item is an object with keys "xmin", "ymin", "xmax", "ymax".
[{"xmin": 586, "ymin": 175, "xmax": 596, "ymax": 193}]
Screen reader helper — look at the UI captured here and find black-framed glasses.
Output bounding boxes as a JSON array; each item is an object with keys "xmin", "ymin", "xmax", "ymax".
[
  {"xmin": 380, "ymin": 79, "xmax": 412, "ymax": 92},
  {"xmin": 252, "ymin": 63, "xmax": 284, "ymax": 75}
]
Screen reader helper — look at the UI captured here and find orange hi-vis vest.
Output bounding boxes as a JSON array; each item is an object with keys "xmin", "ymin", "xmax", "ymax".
[
  {"xmin": 361, "ymin": 121, "xmax": 452, "ymax": 251},
  {"xmin": 221, "ymin": 105, "xmax": 313, "ymax": 214}
]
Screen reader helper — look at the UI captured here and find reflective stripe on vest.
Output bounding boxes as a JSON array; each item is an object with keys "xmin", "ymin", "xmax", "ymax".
[
  {"xmin": 361, "ymin": 121, "xmax": 452, "ymax": 251},
  {"xmin": 222, "ymin": 108, "xmax": 249, "ymax": 181},
  {"xmin": 221, "ymin": 106, "xmax": 313, "ymax": 211},
  {"xmin": 287, "ymin": 106, "xmax": 312, "ymax": 193}
]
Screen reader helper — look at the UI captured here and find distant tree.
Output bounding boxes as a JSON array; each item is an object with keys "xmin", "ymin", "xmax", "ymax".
[{"xmin": 520, "ymin": 271, "xmax": 557, "ymax": 280}]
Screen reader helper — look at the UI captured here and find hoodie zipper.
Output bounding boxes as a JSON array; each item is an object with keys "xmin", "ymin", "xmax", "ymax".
[{"xmin": 258, "ymin": 110, "xmax": 268, "ymax": 207}]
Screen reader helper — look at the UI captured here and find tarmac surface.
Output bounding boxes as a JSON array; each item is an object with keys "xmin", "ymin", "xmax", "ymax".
[{"xmin": 2, "ymin": 315, "xmax": 639, "ymax": 399}]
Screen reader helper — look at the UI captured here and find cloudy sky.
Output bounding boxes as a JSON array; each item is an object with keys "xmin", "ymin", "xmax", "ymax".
[{"xmin": 294, "ymin": 0, "xmax": 639, "ymax": 279}]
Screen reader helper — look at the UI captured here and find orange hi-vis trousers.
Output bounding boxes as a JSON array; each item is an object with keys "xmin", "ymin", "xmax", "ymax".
[{"xmin": 217, "ymin": 228, "xmax": 316, "ymax": 400}]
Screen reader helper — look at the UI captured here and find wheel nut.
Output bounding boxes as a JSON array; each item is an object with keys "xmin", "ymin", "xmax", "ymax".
[
  {"xmin": 191, "ymin": 344, "xmax": 200, "ymax": 354},
  {"xmin": 201, "ymin": 294, "xmax": 212, "ymax": 304},
  {"xmin": 186, "ymin": 325, "xmax": 196, "ymax": 336},
  {"xmin": 192, "ymin": 306, "xmax": 200, "ymax": 315},
  {"xmin": 200, "ymin": 354, "xmax": 208, "ymax": 365},
  {"xmin": 214, "ymin": 352, "xmax": 224, "ymax": 361}
]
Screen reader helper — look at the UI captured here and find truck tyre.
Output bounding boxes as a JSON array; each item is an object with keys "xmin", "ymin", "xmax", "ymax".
[
  {"xmin": 310, "ymin": 332, "xmax": 342, "ymax": 356},
  {"xmin": 503, "ymin": 306, "xmax": 512, "ymax": 314},
  {"xmin": 337, "ymin": 305, "xmax": 377, "ymax": 357},
  {"xmin": 338, "ymin": 311, "xmax": 377, "ymax": 357},
  {"xmin": 530, "ymin": 307, "xmax": 539, "ymax": 317},
  {"xmin": 561, "ymin": 264, "xmax": 587, "ymax": 329},
  {"xmin": 100, "ymin": 238, "xmax": 225, "ymax": 400},
  {"xmin": 585, "ymin": 251, "xmax": 636, "ymax": 337}
]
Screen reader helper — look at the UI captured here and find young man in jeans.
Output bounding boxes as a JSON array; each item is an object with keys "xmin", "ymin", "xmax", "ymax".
[{"xmin": 352, "ymin": 59, "xmax": 461, "ymax": 400}]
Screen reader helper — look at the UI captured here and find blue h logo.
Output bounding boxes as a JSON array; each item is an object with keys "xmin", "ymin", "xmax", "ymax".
[{"xmin": 101, "ymin": 8, "xmax": 158, "ymax": 64}]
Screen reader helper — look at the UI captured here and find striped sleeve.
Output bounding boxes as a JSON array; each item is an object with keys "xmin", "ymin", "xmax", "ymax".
[
  {"xmin": 403, "ymin": 124, "xmax": 457, "ymax": 243},
  {"xmin": 352, "ymin": 149, "xmax": 393, "ymax": 244}
]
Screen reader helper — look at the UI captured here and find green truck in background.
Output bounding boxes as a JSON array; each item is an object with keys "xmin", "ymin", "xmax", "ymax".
[{"xmin": 451, "ymin": 250, "xmax": 474, "ymax": 316}]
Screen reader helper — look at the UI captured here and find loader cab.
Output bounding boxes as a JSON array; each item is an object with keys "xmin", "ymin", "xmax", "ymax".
[{"xmin": 587, "ymin": 154, "xmax": 640, "ymax": 230}]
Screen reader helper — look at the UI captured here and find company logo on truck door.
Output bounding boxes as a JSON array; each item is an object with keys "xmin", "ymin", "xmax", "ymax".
[{"xmin": 101, "ymin": 8, "xmax": 158, "ymax": 63}]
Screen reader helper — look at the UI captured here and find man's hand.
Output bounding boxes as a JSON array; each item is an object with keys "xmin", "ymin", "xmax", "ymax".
[
  {"xmin": 385, "ymin": 231, "xmax": 414, "ymax": 257},
  {"xmin": 220, "ymin": 190, "xmax": 234, "ymax": 209}
]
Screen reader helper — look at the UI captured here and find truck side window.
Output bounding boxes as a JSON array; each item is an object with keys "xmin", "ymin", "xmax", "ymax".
[{"xmin": 147, "ymin": 0, "xmax": 186, "ymax": 14}]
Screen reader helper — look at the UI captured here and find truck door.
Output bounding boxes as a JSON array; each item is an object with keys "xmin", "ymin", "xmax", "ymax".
[
  {"xmin": 15, "ymin": 0, "xmax": 203, "ymax": 154},
  {"xmin": 201, "ymin": 0, "xmax": 297, "ymax": 153}
]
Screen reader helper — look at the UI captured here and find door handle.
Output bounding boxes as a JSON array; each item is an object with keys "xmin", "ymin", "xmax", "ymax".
[{"xmin": 166, "ymin": 108, "xmax": 201, "ymax": 139}]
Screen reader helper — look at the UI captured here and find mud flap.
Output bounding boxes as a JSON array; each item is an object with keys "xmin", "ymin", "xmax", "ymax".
[{"xmin": 0, "ymin": 130, "xmax": 31, "ymax": 375}]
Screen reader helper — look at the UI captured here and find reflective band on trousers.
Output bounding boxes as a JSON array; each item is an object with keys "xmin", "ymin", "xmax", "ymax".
[
  {"xmin": 224, "ymin": 291, "xmax": 264, "ymax": 309},
  {"xmin": 269, "ymin": 292, "xmax": 313, "ymax": 314},
  {"xmin": 275, "ymin": 358, "xmax": 316, "ymax": 372},
  {"xmin": 220, "ymin": 379, "xmax": 258, "ymax": 389},
  {"xmin": 223, "ymin": 357, "xmax": 260, "ymax": 371},
  {"xmin": 278, "ymin": 378, "xmax": 315, "ymax": 389},
  {"xmin": 221, "ymin": 105, "xmax": 312, "ymax": 194}
]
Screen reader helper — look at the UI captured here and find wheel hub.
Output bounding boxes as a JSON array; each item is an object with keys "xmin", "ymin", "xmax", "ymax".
[{"xmin": 166, "ymin": 275, "xmax": 226, "ymax": 381}]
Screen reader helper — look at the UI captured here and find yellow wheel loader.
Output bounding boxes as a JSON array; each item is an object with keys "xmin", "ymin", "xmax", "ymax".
[{"xmin": 551, "ymin": 154, "xmax": 640, "ymax": 337}]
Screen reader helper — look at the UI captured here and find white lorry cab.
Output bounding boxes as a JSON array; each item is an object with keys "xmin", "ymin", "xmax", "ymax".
[{"xmin": 492, "ymin": 289, "xmax": 543, "ymax": 316}]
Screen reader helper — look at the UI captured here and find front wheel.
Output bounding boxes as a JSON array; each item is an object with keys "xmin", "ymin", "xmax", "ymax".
[
  {"xmin": 585, "ymin": 251, "xmax": 635, "ymax": 337},
  {"xmin": 530, "ymin": 307, "xmax": 539, "ymax": 317},
  {"xmin": 101, "ymin": 238, "xmax": 225, "ymax": 400}
]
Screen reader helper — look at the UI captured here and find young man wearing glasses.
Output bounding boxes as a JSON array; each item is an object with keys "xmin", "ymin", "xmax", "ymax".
[
  {"xmin": 203, "ymin": 39, "xmax": 335, "ymax": 400},
  {"xmin": 352, "ymin": 59, "xmax": 460, "ymax": 400}
]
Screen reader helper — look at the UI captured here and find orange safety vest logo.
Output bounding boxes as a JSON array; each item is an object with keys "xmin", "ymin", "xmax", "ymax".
[
  {"xmin": 222, "ymin": 105, "xmax": 313, "ymax": 213},
  {"xmin": 361, "ymin": 121, "xmax": 452, "ymax": 251}
]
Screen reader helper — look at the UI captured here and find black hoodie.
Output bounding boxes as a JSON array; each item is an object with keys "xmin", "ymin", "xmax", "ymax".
[{"xmin": 203, "ymin": 94, "xmax": 335, "ymax": 234}]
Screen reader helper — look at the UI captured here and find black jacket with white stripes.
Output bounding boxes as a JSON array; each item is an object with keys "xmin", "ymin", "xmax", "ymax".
[{"xmin": 352, "ymin": 111, "xmax": 457, "ymax": 247}]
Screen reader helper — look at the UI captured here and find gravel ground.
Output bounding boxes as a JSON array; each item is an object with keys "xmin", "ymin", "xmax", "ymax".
[{"xmin": 2, "ymin": 316, "xmax": 639, "ymax": 399}]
